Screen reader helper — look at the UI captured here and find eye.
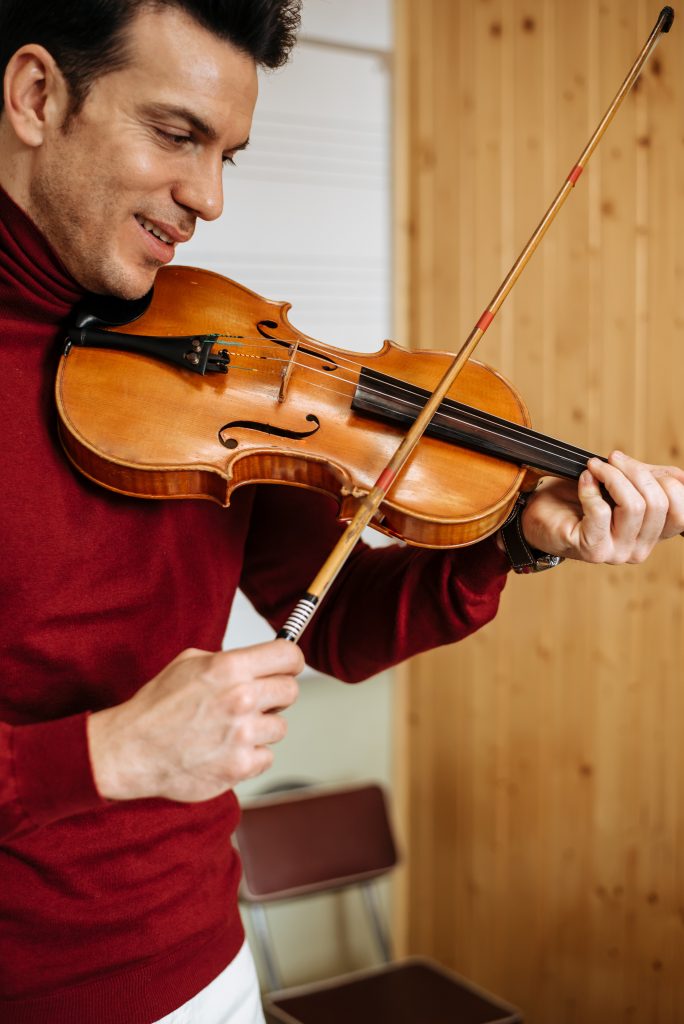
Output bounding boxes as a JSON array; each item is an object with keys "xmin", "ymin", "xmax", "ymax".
[
  {"xmin": 223, "ymin": 155, "xmax": 237, "ymax": 167},
  {"xmin": 155, "ymin": 127, "xmax": 192, "ymax": 148}
]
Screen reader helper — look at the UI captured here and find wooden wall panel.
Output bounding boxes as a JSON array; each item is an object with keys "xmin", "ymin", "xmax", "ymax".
[{"xmin": 394, "ymin": 1, "xmax": 684, "ymax": 1021}]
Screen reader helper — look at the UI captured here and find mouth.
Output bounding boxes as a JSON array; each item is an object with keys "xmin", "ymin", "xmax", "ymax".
[
  {"xmin": 134, "ymin": 214, "xmax": 176, "ymax": 246},
  {"xmin": 133, "ymin": 213, "xmax": 192, "ymax": 266}
]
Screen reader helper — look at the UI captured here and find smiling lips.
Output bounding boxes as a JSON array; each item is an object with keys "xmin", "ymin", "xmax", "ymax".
[
  {"xmin": 134, "ymin": 213, "xmax": 192, "ymax": 244},
  {"xmin": 136, "ymin": 214, "xmax": 175, "ymax": 244},
  {"xmin": 134, "ymin": 213, "xmax": 192, "ymax": 264}
]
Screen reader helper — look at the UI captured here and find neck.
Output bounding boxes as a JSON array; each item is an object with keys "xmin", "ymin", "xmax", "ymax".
[
  {"xmin": 0, "ymin": 126, "xmax": 34, "ymax": 215},
  {"xmin": 0, "ymin": 180, "xmax": 84, "ymax": 323}
]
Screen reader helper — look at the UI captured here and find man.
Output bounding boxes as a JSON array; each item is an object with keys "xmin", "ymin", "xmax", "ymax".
[{"xmin": 1, "ymin": 2, "xmax": 683, "ymax": 1022}]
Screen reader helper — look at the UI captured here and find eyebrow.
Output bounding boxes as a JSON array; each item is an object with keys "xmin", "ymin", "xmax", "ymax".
[{"xmin": 140, "ymin": 103, "xmax": 250, "ymax": 152}]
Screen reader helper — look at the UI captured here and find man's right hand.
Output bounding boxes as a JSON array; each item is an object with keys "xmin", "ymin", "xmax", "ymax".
[{"xmin": 86, "ymin": 640, "xmax": 303, "ymax": 803}]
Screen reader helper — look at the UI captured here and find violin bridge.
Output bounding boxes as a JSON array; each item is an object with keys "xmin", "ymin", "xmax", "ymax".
[{"xmin": 278, "ymin": 340, "xmax": 299, "ymax": 403}]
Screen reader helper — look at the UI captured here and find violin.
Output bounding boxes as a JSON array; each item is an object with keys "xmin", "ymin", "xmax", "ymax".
[
  {"xmin": 57, "ymin": 7, "xmax": 674, "ymax": 640},
  {"xmin": 57, "ymin": 264, "xmax": 595, "ymax": 550}
]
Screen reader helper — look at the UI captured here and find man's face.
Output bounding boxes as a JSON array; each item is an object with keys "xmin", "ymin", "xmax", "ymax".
[{"xmin": 26, "ymin": 6, "xmax": 258, "ymax": 298}]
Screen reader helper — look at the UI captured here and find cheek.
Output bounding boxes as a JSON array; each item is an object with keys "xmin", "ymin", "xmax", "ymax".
[
  {"xmin": 29, "ymin": 150, "xmax": 85, "ymax": 238},
  {"xmin": 113, "ymin": 140, "xmax": 174, "ymax": 193},
  {"xmin": 73, "ymin": 131, "xmax": 165, "ymax": 208},
  {"xmin": 72, "ymin": 157, "xmax": 154, "ymax": 239}
]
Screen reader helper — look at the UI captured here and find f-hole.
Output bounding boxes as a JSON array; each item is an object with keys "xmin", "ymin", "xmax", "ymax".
[
  {"xmin": 256, "ymin": 320, "xmax": 338, "ymax": 372},
  {"xmin": 218, "ymin": 413, "xmax": 321, "ymax": 449}
]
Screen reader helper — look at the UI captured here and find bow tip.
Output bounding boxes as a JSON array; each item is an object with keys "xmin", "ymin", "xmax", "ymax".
[{"xmin": 660, "ymin": 6, "xmax": 675, "ymax": 33}]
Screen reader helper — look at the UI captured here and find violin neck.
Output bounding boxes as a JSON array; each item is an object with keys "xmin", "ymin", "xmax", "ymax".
[{"xmin": 352, "ymin": 367, "xmax": 600, "ymax": 480}]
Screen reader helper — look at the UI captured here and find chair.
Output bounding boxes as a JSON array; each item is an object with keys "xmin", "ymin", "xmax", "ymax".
[{"xmin": 235, "ymin": 783, "xmax": 523, "ymax": 1024}]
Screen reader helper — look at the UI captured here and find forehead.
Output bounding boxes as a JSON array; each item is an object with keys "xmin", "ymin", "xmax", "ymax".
[{"xmin": 92, "ymin": 4, "xmax": 258, "ymax": 137}]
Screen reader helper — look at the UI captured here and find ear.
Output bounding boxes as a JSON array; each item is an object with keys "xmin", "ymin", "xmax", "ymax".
[{"xmin": 3, "ymin": 45, "xmax": 70, "ymax": 147}]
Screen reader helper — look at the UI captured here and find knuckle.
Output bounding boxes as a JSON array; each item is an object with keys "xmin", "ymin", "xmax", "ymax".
[
  {"xmin": 208, "ymin": 650, "xmax": 235, "ymax": 677},
  {"xmin": 283, "ymin": 678, "xmax": 299, "ymax": 705},
  {"xmin": 592, "ymin": 505, "xmax": 613, "ymax": 527},
  {"xmin": 211, "ymin": 648, "xmax": 250, "ymax": 684},
  {"xmin": 627, "ymin": 495, "xmax": 646, "ymax": 518},
  {"xmin": 656, "ymin": 493, "xmax": 669, "ymax": 516},
  {"xmin": 643, "ymin": 482, "xmax": 668, "ymax": 510},
  {"xmin": 227, "ymin": 749, "xmax": 254, "ymax": 781},
  {"xmin": 225, "ymin": 684, "xmax": 254, "ymax": 717},
  {"xmin": 231, "ymin": 720, "xmax": 253, "ymax": 747},
  {"xmin": 611, "ymin": 543, "xmax": 640, "ymax": 565},
  {"xmin": 631, "ymin": 545, "xmax": 651, "ymax": 565},
  {"xmin": 661, "ymin": 475, "xmax": 680, "ymax": 497},
  {"xmin": 253, "ymin": 749, "xmax": 274, "ymax": 777},
  {"xmin": 176, "ymin": 646, "xmax": 204, "ymax": 662},
  {"xmin": 275, "ymin": 639, "xmax": 305, "ymax": 673},
  {"xmin": 586, "ymin": 543, "xmax": 610, "ymax": 564},
  {"xmin": 272, "ymin": 715, "xmax": 288, "ymax": 741},
  {"xmin": 650, "ymin": 499, "xmax": 668, "ymax": 521}
]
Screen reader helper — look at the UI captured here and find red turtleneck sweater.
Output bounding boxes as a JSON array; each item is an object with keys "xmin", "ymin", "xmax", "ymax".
[{"xmin": 0, "ymin": 185, "xmax": 508, "ymax": 1023}]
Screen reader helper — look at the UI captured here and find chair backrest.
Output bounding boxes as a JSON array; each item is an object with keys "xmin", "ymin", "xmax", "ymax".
[{"xmin": 236, "ymin": 783, "xmax": 398, "ymax": 903}]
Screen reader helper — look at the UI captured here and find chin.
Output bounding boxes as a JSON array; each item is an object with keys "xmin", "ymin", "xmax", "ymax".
[
  {"xmin": 111, "ymin": 279, "xmax": 158, "ymax": 301},
  {"xmin": 90, "ymin": 264, "xmax": 162, "ymax": 301}
]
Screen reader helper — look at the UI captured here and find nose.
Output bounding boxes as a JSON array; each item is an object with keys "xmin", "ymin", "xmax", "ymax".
[{"xmin": 173, "ymin": 155, "xmax": 224, "ymax": 222}]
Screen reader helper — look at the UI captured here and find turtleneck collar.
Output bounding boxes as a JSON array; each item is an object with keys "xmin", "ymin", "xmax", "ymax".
[{"xmin": 0, "ymin": 185, "xmax": 85, "ymax": 325}]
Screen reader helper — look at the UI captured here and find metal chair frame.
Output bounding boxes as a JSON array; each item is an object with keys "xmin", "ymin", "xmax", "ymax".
[{"xmin": 236, "ymin": 783, "xmax": 522, "ymax": 1024}]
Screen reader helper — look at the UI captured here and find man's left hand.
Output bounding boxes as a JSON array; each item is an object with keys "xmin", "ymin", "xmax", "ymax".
[{"xmin": 520, "ymin": 451, "xmax": 684, "ymax": 564}]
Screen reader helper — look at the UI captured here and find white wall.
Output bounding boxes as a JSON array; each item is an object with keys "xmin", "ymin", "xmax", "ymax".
[
  {"xmin": 181, "ymin": 0, "xmax": 396, "ymax": 988},
  {"xmin": 183, "ymin": 3, "xmax": 392, "ymax": 354}
]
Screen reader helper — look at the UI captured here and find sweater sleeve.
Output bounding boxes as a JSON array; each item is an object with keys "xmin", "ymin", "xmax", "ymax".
[
  {"xmin": 0, "ymin": 712, "xmax": 106, "ymax": 841},
  {"xmin": 239, "ymin": 485, "xmax": 510, "ymax": 683}
]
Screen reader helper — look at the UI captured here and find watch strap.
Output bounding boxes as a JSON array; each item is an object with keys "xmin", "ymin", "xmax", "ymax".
[{"xmin": 500, "ymin": 492, "xmax": 564, "ymax": 574}]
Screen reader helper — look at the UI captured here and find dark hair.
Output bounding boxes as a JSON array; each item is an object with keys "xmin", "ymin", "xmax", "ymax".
[{"xmin": 0, "ymin": 0, "xmax": 301, "ymax": 115}]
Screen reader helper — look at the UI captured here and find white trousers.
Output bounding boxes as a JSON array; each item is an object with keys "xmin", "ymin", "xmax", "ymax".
[{"xmin": 153, "ymin": 942, "xmax": 266, "ymax": 1024}]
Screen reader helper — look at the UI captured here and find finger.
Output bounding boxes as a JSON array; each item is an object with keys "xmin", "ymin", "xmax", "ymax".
[
  {"xmin": 585, "ymin": 457, "xmax": 646, "ymax": 554},
  {"xmin": 244, "ymin": 747, "xmax": 274, "ymax": 781},
  {"xmin": 657, "ymin": 473, "xmax": 684, "ymax": 537},
  {"xmin": 631, "ymin": 462, "xmax": 684, "ymax": 538},
  {"xmin": 226, "ymin": 709, "xmax": 289, "ymax": 751},
  {"xmin": 607, "ymin": 452, "xmax": 668, "ymax": 554},
  {"xmin": 252, "ymin": 712, "xmax": 289, "ymax": 747},
  {"xmin": 223, "ymin": 745, "xmax": 275, "ymax": 786},
  {"xmin": 646, "ymin": 463, "xmax": 684, "ymax": 486},
  {"xmin": 244, "ymin": 673, "xmax": 300, "ymax": 715},
  {"xmin": 575, "ymin": 468, "xmax": 614, "ymax": 555},
  {"xmin": 224, "ymin": 675, "xmax": 296, "ymax": 716},
  {"xmin": 213, "ymin": 639, "xmax": 305, "ymax": 680}
]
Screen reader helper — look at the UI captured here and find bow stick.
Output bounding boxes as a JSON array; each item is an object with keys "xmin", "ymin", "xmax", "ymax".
[{"xmin": 277, "ymin": 5, "xmax": 675, "ymax": 643}]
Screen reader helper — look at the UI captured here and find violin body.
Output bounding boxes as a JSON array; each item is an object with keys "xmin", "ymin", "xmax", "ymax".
[{"xmin": 56, "ymin": 265, "xmax": 532, "ymax": 548}]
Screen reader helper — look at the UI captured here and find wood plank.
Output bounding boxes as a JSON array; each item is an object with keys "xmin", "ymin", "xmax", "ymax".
[{"xmin": 394, "ymin": 1, "xmax": 684, "ymax": 1020}]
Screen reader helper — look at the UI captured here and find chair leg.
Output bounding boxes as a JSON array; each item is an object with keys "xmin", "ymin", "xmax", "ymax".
[
  {"xmin": 250, "ymin": 903, "xmax": 283, "ymax": 991},
  {"xmin": 359, "ymin": 882, "xmax": 392, "ymax": 963}
]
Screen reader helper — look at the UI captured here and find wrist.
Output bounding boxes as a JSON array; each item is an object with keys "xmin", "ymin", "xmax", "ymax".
[
  {"xmin": 499, "ymin": 493, "xmax": 564, "ymax": 573},
  {"xmin": 87, "ymin": 705, "xmax": 146, "ymax": 801}
]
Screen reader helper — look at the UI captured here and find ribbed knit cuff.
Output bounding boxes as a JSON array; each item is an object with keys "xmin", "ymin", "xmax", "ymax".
[{"xmin": 12, "ymin": 712, "xmax": 106, "ymax": 830}]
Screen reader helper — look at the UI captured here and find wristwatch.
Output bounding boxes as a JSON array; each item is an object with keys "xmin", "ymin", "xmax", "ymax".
[{"xmin": 499, "ymin": 492, "xmax": 564, "ymax": 573}]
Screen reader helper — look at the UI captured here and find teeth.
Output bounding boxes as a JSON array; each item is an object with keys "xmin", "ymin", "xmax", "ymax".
[{"xmin": 136, "ymin": 214, "xmax": 173, "ymax": 245}]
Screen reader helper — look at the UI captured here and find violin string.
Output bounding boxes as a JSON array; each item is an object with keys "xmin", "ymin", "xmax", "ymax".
[
  {"xmin": 154, "ymin": 329, "xmax": 591, "ymax": 470},
  {"xmin": 227, "ymin": 360, "xmax": 591, "ymax": 472},
  {"xmin": 208, "ymin": 337, "xmax": 595, "ymax": 473},
  {"xmin": 231, "ymin": 344, "xmax": 592, "ymax": 470}
]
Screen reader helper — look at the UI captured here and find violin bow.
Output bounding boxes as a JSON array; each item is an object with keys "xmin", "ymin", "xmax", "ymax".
[{"xmin": 277, "ymin": 5, "xmax": 675, "ymax": 643}]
